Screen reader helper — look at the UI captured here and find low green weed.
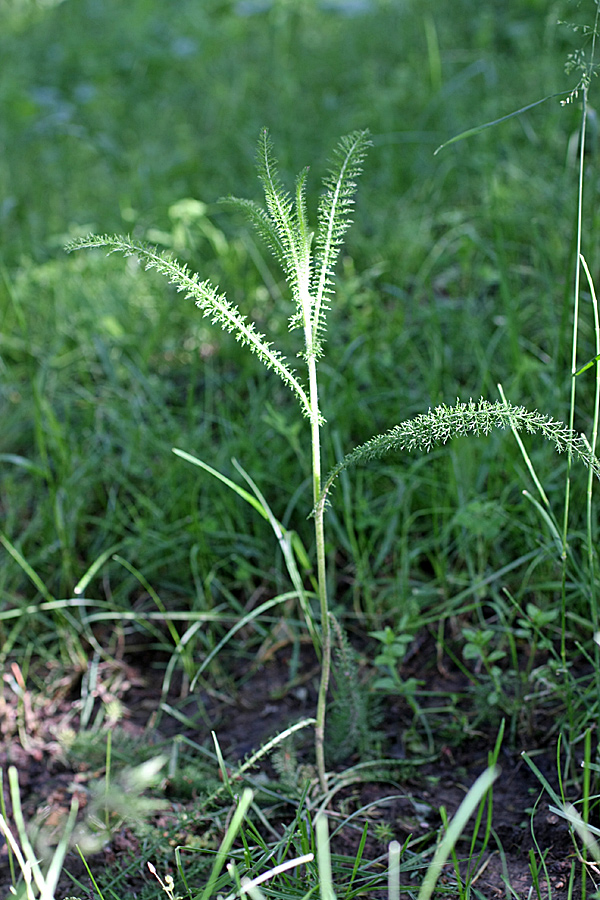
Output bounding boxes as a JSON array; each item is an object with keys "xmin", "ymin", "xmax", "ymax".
[{"xmin": 369, "ymin": 623, "xmax": 424, "ymax": 720}]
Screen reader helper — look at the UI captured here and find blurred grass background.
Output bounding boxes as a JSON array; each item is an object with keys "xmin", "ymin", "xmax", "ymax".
[{"xmin": 0, "ymin": 0, "xmax": 595, "ymax": 653}]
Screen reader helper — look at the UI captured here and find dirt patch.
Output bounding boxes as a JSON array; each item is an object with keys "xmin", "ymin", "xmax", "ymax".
[{"xmin": 0, "ymin": 635, "xmax": 591, "ymax": 899}]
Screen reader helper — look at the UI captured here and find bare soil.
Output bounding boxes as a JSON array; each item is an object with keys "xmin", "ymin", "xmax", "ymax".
[{"xmin": 0, "ymin": 629, "xmax": 590, "ymax": 899}]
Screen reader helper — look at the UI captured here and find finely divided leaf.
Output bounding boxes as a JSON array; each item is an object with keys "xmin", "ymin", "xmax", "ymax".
[
  {"xmin": 310, "ymin": 130, "xmax": 371, "ymax": 354},
  {"xmin": 65, "ymin": 233, "xmax": 312, "ymax": 416},
  {"xmin": 255, "ymin": 128, "xmax": 310, "ymax": 316},
  {"xmin": 316, "ymin": 398, "xmax": 600, "ymax": 512}
]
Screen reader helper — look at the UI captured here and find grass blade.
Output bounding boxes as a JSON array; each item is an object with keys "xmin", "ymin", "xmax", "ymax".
[
  {"xmin": 0, "ymin": 533, "xmax": 55, "ymax": 603},
  {"xmin": 417, "ymin": 766, "xmax": 499, "ymax": 900},
  {"xmin": 172, "ymin": 448, "xmax": 269, "ymax": 519},
  {"xmin": 194, "ymin": 788, "xmax": 254, "ymax": 900},
  {"xmin": 434, "ymin": 92, "xmax": 565, "ymax": 155}
]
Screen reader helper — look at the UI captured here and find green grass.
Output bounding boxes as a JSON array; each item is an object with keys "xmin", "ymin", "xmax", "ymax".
[{"xmin": 3, "ymin": 0, "xmax": 600, "ymax": 897}]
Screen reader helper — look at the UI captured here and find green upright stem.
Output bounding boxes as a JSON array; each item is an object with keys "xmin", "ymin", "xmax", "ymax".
[
  {"xmin": 563, "ymin": 85, "xmax": 587, "ymax": 554},
  {"xmin": 307, "ymin": 353, "xmax": 330, "ymax": 792},
  {"xmin": 314, "ymin": 505, "xmax": 330, "ymax": 793}
]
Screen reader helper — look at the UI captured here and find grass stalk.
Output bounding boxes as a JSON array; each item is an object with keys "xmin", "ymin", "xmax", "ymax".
[
  {"xmin": 579, "ymin": 257, "xmax": 600, "ymax": 645},
  {"xmin": 562, "ymin": 2, "xmax": 600, "ymax": 669}
]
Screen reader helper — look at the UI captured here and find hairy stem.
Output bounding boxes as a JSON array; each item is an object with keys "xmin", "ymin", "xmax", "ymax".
[{"xmin": 307, "ymin": 351, "xmax": 329, "ymax": 792}]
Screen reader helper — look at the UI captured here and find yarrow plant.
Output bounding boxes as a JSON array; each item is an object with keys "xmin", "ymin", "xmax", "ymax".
[{"xmin": 67, "ymin": 128, "xmax": 600, "ymax": 791}]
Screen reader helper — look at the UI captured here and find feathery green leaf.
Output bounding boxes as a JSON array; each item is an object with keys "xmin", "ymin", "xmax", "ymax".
[
  {"xmin": 65, "ymin": 233, "xmax": 312, "ymax": 415},
  {"xmin": 255, "ymin": 128, "xmax": 310, "ymax": 318},
  {"xmin": 316, "ymin": 398, "xmax": 600, "ymax": 513},
  {"xmin": 311, "ymin": 129, "xmax": 371, "ymax": 356}
]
